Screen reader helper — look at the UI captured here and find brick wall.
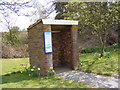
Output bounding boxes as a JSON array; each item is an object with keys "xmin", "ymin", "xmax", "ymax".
[{"xmin": 28, "ymin": 22, "xmax": 52, "ymax": 76}]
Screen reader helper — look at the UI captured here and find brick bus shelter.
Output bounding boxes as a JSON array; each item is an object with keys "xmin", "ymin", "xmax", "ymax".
[{"xmin": 27, "ymin": 19, "xmax": 79, "ymax": 76}]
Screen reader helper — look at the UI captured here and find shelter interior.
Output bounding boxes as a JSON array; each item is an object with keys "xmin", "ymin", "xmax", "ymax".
[{"xmin": 51, "ymin": 25, "xmax": 73, "ymax": 69}]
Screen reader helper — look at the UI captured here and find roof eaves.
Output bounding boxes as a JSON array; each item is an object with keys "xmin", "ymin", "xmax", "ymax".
[{"xmin": 27, "ymin": 19, "xmax": 42, "ymax": 30}]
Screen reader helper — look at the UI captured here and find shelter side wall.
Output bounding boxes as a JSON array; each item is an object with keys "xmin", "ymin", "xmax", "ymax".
[
  {"xmin": 28, "ymin": 23, "xmax": 50, "ymax": 76},
  {"xmin": 42, "ymin": 25, "xmax": 53, "ymax": 75},
  {"xmin": 71, "ymin": 25, "xmax": 79, "ymax": 69}
]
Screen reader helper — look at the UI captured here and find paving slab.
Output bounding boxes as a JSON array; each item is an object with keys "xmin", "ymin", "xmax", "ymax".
[{"xmin": 56, "ymin": 70, "xmax": 119, "ymax": 88}]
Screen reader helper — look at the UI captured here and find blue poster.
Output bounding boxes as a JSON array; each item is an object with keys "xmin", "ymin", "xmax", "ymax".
[{"xmin": 43, "ymin": 31, "xmax": 52, "ymax": 53}]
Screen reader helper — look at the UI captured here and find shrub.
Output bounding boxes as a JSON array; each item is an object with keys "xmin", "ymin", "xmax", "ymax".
[
  {"xmin": 81, "ymin": 48, "xmax": 100, "ymax": 53},
  {"xmin": 2, "ymin": 44, "xmax": 29, "ymax": 58},
  {"xmin": 81, "ymin": 43, "xmax": 119, "ymax": 53}
]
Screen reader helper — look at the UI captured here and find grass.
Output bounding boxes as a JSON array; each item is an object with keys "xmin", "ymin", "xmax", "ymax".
[
  {"xmin": 79, "ymin": 51, "xmax": 118, "ymax": 77},
  {"xmin": 1, "ymin": 58, "xmax": 97, "ymax": 88}
]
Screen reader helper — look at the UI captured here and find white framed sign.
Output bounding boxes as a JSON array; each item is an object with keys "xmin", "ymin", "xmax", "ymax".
[{"xmin": 43, "ymin": 31, "xmax": 52, "ymax": 53}]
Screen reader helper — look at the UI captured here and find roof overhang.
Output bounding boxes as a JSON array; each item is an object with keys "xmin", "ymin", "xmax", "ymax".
[{"xmin": 42, "ymin": 19, "xmax": 78, "ymax": 25}]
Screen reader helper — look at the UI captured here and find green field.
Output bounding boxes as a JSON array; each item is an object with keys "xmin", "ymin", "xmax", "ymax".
[{"xmin": 1, "ymin": 58, "xmax": 97, "ymax": 88}]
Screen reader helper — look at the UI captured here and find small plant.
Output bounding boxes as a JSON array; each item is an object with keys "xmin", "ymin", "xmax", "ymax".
[
  {"xmin": 47, "ymin": 67, "xmax": 55, "ymax": 76},
  {"xmin": 19, "ymin": 64, "xmax": 27, "ymax": 73},
  {"xmin": 29, "ymin": 66, "xmax": 41, "ymax": 77},
  {"xmin": 19, "ymin": 64, "xmax": 41, "ymax": 77},
  {"xmin": 104, "ymin": 52, "xmax": 111, "ymax": 58},
  {"xmin": 93, "ymin": 52, "xmax": 99, "ymax": 60}
]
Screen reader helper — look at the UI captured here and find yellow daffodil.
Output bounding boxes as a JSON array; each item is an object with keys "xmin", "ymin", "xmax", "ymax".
[
  {"xmin": 52, "ymin": 70, "xmax": 55, "ymax": 72},
  {"xmin": 57, "ymin": 77, "xmax": 61, "ymax": 79},
  {"xmin": 38, "ymin": 68, "xmax": 40, "ymax": 70},
  {"xmin": 31, "ymin": 69, "xmax": 34, "ymax": 71},
  {"xmin": 69, "ymin": 80, "xmax": 73, "ymax": 83},
  {"xmin": 50, "ymin": 67, "xmax": 53, "ymax": 70},
  {"xmin": 26, "ymin": 67, "xmax": 29, "ymax": 69},
  {"xmin": 33, "ymin": 66, "xmax": 35, "ymax": 68},
  {"xmin": 98, "ymin": 58, "xmax": 101, "ymax": 60}
]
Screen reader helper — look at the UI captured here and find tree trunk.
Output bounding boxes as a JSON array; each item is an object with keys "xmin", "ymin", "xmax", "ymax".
[
  {"xmin": 9, "ymin": 29, "xmax": 13, "ymax": 45},
  {"xmin": 98, "ymin": 32, "xmax": 105, "ymax": 57},
  {"xmin": 100, "ymin": 31, "xmax": 107, "ymax": 57},
  {"xmin": 98, "ymin": 30, "xmax": 107, "ymax": 57},
  {"xmin": 100, "ymin": 43, "xmax": 105, "ymax": 57}
]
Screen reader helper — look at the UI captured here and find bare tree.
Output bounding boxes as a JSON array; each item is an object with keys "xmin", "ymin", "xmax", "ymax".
[
  {"xmin": 30, "ymin": 0, "xmax": 56, "ymax": 22},
  {"xmin": 0, "ymin": 0, "xmax": 33, "ymax": 45},
  {"xmin": 0, "ymin": 0, "xmax": 32, "ymax": 15},
  {"xmin": 0, "ymin": 0, "xmax": 56, "ymax": 27},
  {"xmin": 0, "ymin": 0, "xmax": 33, "ymax": 30}
]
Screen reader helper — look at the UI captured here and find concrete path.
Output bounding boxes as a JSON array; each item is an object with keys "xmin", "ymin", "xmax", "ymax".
[{"xmin": 56, "ymin": 70, "xmax": 119, "ymax": 88}]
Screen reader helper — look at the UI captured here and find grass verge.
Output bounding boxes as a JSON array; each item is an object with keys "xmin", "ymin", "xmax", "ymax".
[
  {"xmin": 1, "ymin": 58, "xmax": 97, "ymax": 88},
  {"xmin": 79, "ymin": 51, "xmax": 118, "ymax": 77}
]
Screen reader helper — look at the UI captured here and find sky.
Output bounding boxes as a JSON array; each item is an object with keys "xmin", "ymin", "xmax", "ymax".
[
  {"xmin": 15, "ymin": 11, "xmax": 56, "ymax": 31},
  {"xmin": 15, "ymin": 16, "xmax": 31, "ymax": 30},
  {"xmin": 0, "ymin": 0, "xmax": 56, "ymax": 32}
]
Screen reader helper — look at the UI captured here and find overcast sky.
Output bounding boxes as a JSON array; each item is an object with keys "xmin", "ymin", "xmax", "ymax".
[
  {"xmin": 0, "ymin": 0, "xmax": 56, "ymax": 32},
  {"xmin": 15, "ymin": 12, "xmax": 56, "ymax": 31}
]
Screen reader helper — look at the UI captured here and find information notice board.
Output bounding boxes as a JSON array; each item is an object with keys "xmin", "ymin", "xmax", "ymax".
[{"xmin": 43, "ymin": 31, "xmax": 52, "ymax": 53}]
